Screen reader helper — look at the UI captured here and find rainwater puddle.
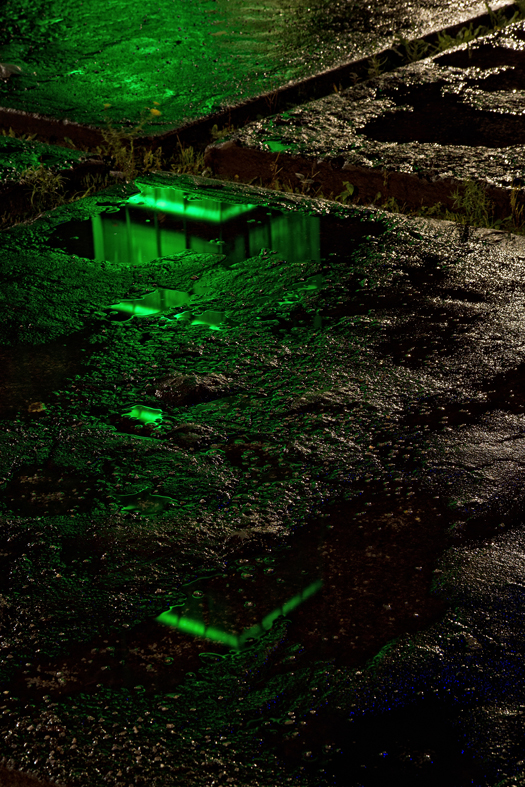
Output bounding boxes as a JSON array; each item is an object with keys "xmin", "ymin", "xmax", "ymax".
[{"xmin": 46, "ymin": 184, "xmax": 322, "ymax": 269}]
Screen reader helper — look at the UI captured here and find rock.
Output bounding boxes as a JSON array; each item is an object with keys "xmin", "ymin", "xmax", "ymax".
[{"xmin": 154, "ymin": 372, "xmax": 231, "ymax": 407}]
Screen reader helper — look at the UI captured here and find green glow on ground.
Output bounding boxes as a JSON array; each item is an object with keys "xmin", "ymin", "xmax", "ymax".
[
  {"xmin": 118, "ymin": 488, "xmax": 176, "ymax": 515},
  {"xmin": 156, "ymin": 579, "xmax": 323, "ymax": 649},
  {"xmin": 122, "ymin": 405, "xmax": 163, "ymax": 426},
  {"xmin": 108, "ymin": 288, "xmax": 191, "ymax": 319},
  {"xmin": 128, "ymin": 188, "xmax": 257, "ymax": 223}
]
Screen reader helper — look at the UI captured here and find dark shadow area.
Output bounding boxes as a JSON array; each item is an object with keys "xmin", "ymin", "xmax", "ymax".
[
  {"xmin": 274, "ymin": 698, "xmax": 488, "ymax": 787},
  {"xmin": 362, "ymin": 79, "xmax": 525, "ymax": 147}
]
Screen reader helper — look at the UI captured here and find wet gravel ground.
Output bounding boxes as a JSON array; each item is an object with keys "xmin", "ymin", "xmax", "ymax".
[
  {"xmin": 204, "ymin": 18, "xmax": 525, "ymax": 221},
  {"xmin": 3, "ymin": 175, "xmax": 525, "ymax": 785}
]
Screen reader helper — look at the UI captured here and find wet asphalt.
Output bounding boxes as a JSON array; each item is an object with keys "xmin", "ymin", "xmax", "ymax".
[
  {"xmin": 0, "ymin": 173, "xmax": 525, "ymax": 786},
  {"xmin": 3, "ymin": 3, "xmax": 525, "ymax": 787}
]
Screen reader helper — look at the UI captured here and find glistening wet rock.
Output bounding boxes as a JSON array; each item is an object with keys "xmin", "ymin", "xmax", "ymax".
[
  {"xmin": 154, "ymin": 372, "xmax": 232, "ymax": 407},
  {"xmin": 205, "ymin": 18, "xmax": 525, "ymax": 224}
]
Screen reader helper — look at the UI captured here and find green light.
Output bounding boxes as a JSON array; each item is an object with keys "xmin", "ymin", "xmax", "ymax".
[
  {"xmin": 264, "ymin": 140, "xmax": 298, "ymax": 153},
  {"xmin": 122, "ymin": 405, "xmax": 163, "ymax": 426},
  {"xmin": 156, "ymin": 579, "xmax": 323, "ymax": 649},
  {"xmin": 128, "ymin": 186, "xmax": 257, "ymax": 223},
  {"xmin": 189, "ymin": 309, "xmax": 225, "ymax": 330},
  {"xmin": 118, "ymin": 488, "xmax": 175, "ymax": 515},
  {"xmin": 107, "ymin": 288, "xmax": 191, "ymax": 320}
]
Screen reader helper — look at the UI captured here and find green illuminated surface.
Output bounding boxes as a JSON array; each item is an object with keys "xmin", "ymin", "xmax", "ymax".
[
  {"xmin": 0, "ymin": 173, "xmax": 466, "ymax": 787},
  {"xmin": 108, "ymin": 288, "xmax": 191, "ymax": 319},
  {"xmin": 128, "ymin": 188, "xmax": 257, "ymax": 223},
  {"xmin": 118, "ymin": 488, "xmax": 175, "ymax": 515},
  {"xmin": 122, "ymin": 405, "xmax": 163, "ymax": 426},
  {"xmin": 0, "ymin": 0, "xmax": 488, "ymax": 130},
  {"xmin": 156, "ymin": 580, "xmax": 323, "ymax": 648}
]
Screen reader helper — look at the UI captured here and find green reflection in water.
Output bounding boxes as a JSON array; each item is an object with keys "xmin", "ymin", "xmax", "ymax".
[
  {"xmin": 88, "ymin": 184, "xmax": 320, "ymax": 267},
  {"xmin": 122, "ymin": 405, "xmax": 163, "ymax": 426},
  {"xmin": 118, "ymin": 488, "xmax": 175, "ymax": 515},
  {"xmin": 156, "ymin": 579, "xmax": 323, "ymax": 649},
  {"xmin": 108, "ymin": 288, "xmax": 191, "ymax": 318},
  {"xmin": 264, "ymin": 140, "xmax": 298, "ymax": 153},
  {"xmin": 128, "ymin": 187, "xmax": 257, "ymax": 223},
  {"xmin": 106, "ymin": 289, "xmax": 225, "ymax": 329}
]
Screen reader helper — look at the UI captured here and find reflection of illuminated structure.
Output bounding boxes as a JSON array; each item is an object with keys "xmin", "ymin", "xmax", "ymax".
[
  {"xmin": 156, "ymin": 579, "xmax": 323, "ymax": 649},
  {"xmin": 87, "ymin": 185, "xmax": 320, "ymax": 266}
]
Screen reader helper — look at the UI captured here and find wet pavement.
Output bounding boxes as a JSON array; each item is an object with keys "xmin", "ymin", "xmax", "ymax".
[
  {"xmin": 205, "ymin": 16, "xmax": 525, "ymax": 226},
  {"xmin": 0, "ymin": 1, "xmax": 521, "ymax": 145},
  {"xmin": 4, "ymin": 3, "xmax": 525, "ymax": 787},
  {"xmin": 2, "ymin": 172, "xmax": 525, "ymax": 785}
]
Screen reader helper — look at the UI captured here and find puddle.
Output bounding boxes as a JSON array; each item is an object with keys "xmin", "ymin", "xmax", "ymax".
[
  {"xmin": 46, "ymin": 184, "xmax": 322, "ymax": 269},
  {"xmin": 361, "ymin": 78, "xmax": 525, "ymax": 148},
  {"xmin": 361, "ymin": 25, "xmax": 525, "ymax": 149},
  {"xmin": 118, "ymin": 488, "xmax": 176, "ymax": 516},
  {"xmin": 121, "ymin": 404, "xmax": 163, "ymax": 427}
]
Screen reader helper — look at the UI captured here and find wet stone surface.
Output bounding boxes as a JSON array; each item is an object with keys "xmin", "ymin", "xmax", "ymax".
[
  {"xmin": 3, "ymin": 174, "xmax": 525, "ymax": 784},
  {"xmin": 205, "ymin": 18, "xmax": 525, "ymax": 220},
  {"xmin": 0, "ymin": 0, "xmax": 510, "ymax": 133}
]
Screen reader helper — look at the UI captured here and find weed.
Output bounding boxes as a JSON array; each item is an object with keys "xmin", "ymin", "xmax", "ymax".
[
  {"xmin": 169, "ymin": 139, "xmax": 205, "ymax": 176},
  {"xmin": 20, "ymin": 164, "xmax": 66, "ymax": 212},
  {"xmin": 367, "ymin": 53, "xmax": 388, "ymax": 78},
  {"xmin": 381, "ymin": 195, "xmax": 405, "ymax": 213},
  {"xmin": 393, "ymin": 36, "xmax": 432, "ymax": 63},
  {"xmin": 1, "ymin": 126, "xmax": 36, "ymax": 141},
  {"xmin": 509, "ymin": 186, "xmax": 525, "ymax": 230},
  {"xmin": 94, "ymin": 103, "xmax": 164, "ymax": 181},
  {"xmin": 264, "ymin": 91, "xmax": 280, "ymax": 112},
  {"xmin": 435, "ymin": 24, "xmax": 485, "ymax": 53},
  {"xmin": 450, "ymin": 179, "xmax": 495, "ymax": 226},
  {"xmin": 337, "ymin": 181, "xmax": 355, "ymax": 204},
  {"xmin": 210, "ymin": 123, "xmax": 236, "ymax": 141}
]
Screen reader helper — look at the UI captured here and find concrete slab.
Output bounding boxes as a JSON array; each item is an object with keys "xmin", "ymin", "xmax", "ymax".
[
  {"xmin": 0, "ymin": 1, "xmax": 522, "ymax": 151},
  {"xmin": 3, "ymin": 174, "xmax": 525, "ymax": 783},
  {"xmin": 204, "ymin": 17, "xmax": 525, "ymax": 229}
]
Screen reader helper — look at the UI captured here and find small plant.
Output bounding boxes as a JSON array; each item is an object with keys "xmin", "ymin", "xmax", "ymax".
[
  {"xmin": 337, "ymin": 181, "xmax": 355, "ymax": 204},
  {"xmin": 509, "ymin": 186, "xmax": 525, "ymax": 230},
  {"xmin": 381, "ymin": 195, "xmax": 404, "ymax": 213},
  {"xmin": 20, "ymin": 164, "xmax": 66, "ymax": 212},
  {"xmin": 367, "ymin": 53, "xmax": 388, "ymax": 78},
  {"xmin": 210, "ymin": 123, "xmax": 236, "ymax": 141},
  {"xmin": 169, "ymin": 138, "xmax": 205, "ymax": 175},
  {"xmin": 1, "ymin": 126, "xmax": 37, "ymax": 141},
  {"xmin": 95, "ymin": 102, "xmax": 164, "ymax": 181},
  {"xmin": 393, "ymin": 36, "xmax": 432, "ymax": 63},
  {"xmin": 450, "ymin": 179, "xmax": 495, "ymax": 226}
]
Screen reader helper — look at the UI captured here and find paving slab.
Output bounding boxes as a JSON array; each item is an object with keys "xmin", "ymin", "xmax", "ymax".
[
  {"xmin": 205, "ymin": 17, "xmax": 525, "ymax": 228},
  {"xmin": 0, "ymin": 0, "xmax": 522, "ymax": 151},
  {"xmin": 3, "ymin": 173, "xmax": 525, "ymax": 784}
]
